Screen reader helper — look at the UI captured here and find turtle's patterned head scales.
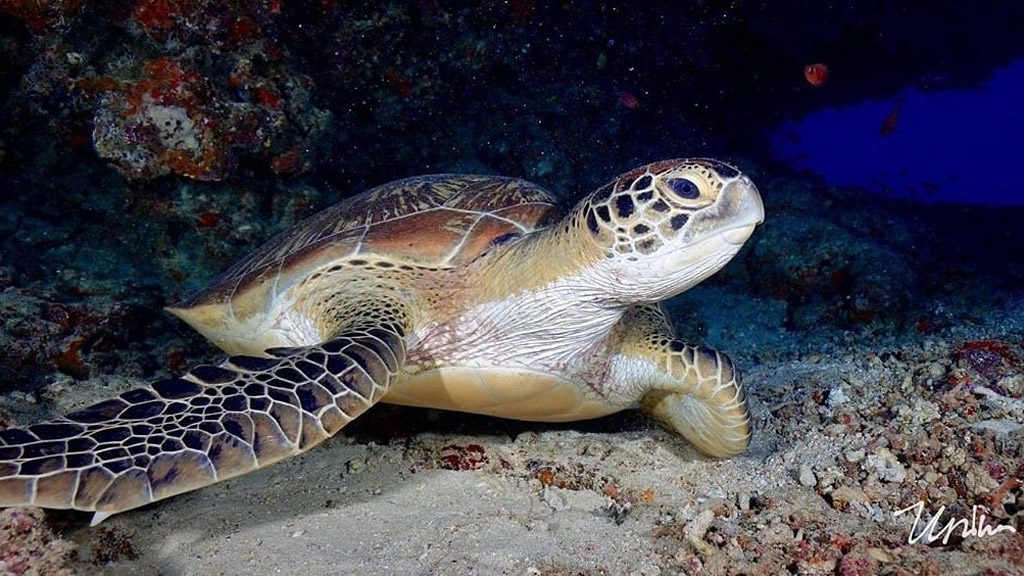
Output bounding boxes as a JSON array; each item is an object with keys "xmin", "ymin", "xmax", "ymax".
[{"xmin": 578, "ymin": 158, "xmax": 764, "ymax": 302}]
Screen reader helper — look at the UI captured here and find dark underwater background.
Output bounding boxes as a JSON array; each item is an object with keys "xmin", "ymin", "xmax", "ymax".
[{"xmin": 2, "ymin": 0, "xmax": 1022, "ymax": 386}]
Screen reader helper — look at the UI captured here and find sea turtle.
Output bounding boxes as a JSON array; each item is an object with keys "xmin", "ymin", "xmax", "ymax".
[{"xmin": 0, "ymin": 158, "xmax": 763, "ymax": 525}]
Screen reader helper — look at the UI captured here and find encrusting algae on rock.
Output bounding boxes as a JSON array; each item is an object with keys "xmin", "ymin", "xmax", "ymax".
[{"xmin": 0, "ymin": 507, "xmax": 75, "ymax": 576}]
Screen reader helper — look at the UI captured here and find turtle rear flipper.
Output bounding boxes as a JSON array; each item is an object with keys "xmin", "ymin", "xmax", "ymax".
[{"xmin": 0, "ymin": 322, "xmax": 405, "ymax": 525}]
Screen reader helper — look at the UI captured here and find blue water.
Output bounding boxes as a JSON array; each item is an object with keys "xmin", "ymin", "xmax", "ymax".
[{"xmin": 770, "ymin": 58, "xmax": 1024, "ymax": 205}]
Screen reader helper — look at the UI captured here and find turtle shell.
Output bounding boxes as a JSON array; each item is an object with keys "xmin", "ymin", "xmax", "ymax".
[{"xmin": 176, "ymin": 174, "xmax": 559, "ymax": 311}]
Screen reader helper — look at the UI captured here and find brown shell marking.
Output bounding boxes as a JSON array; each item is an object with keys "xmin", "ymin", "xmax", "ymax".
[{"xmin": 177, "ymin": 175, "xmax": 559, "ymax": 309}]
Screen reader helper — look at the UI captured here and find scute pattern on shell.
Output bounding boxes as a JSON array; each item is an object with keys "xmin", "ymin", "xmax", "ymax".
[{"xmin": 178, "ymin": 174, "xmax": 559, "ymax": 307}]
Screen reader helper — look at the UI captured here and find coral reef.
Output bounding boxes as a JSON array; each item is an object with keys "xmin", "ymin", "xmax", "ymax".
[
  {"xmin": 0, "ymin": 507, "xmax": 75, "ymax": 575},
  {"xmin": 4, "ymin": 0, "xmax": 329, "ymax": 183},
  {"xmin": 746, "ymin": 177, "xmax": 916, "ymax": 330},
  {"xmin": 88, "ymin": 49, "xmax": 327, "ymax": 181}
]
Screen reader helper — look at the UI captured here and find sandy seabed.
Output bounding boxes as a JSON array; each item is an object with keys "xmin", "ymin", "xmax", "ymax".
[{"xmin": 1, "ymin": 290, "xmax": 1021, "ymax": 575}]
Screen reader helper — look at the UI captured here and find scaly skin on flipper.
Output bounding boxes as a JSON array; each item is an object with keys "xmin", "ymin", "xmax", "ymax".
[
  {"xmin": 612, "ymin": 305, "xmax": 749, "ymax": 457},
  {"xmin": 643, "ymin": 344, "xmax": 749, "ymax": 457},
  {"xmin": 0, "ymin": 309, "xmax": 408, "ymax": 525}
]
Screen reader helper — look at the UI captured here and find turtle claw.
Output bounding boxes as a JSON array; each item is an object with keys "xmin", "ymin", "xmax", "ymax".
[{"xmin": 90, "ymin": 511, "xmax": 113, "ymax": 526}]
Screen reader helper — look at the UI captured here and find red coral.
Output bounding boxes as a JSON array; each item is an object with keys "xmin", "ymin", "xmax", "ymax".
[
  {"xmin": 270, "ymin": 149, "xmax": 303, "ymax": 174},
  {"xmin": 836, "ymin": 553, "xmax": 878, "ymax": 576},
  {"xmin": 225, "ymin": 16, "xmax": 262, "ymax": 45},
  {"xmin": 162, "ymin": 147, "xmax": 228, "ymax": 182},
  {"xmin": 132, "ymin": 0, "xmax": 180, "ymax": 31},
  {"xmin": 53, "ymin": 338, "xmax": 87, "ymax": 378},
  {"xmin": 254, "ymin": 86, "xmax": 283, "ymax": 109},
  {"xmin": 131, "ymin": 56, "xmax": 202, "ymax": 111},
  {"xmin": 955, "ymin": 339, "xmax": 1020, "ymax": 381},
  {"xmin": 196, "ymin": 212, "xmax": 220, "ymax": 228},
  {"xmin": 437, "ymin": 444, "xmax": 488, "ymax": 470}
]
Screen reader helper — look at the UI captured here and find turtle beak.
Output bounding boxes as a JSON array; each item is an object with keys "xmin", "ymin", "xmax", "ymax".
[
  {"xmin": 684, "ymin": 174, "xmax": 764, "ymax": 246},
  {"xmin": 719, "ymin": 175, "xmax": 764, "ymax": 245}
]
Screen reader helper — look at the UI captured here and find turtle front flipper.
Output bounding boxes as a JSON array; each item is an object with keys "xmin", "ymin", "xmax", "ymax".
[
  {"xmin": 611, "ymin": 305, "xmax": 750, "ymax": 458},
  {"xmin": 0, "ymin": 323, "xmax": 405, "ymax": 525}
]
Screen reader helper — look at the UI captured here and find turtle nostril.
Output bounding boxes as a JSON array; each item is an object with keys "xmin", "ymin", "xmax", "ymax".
[{"xmin": 666, "ymin": 178, "xmax": 701, "ymax": 199}]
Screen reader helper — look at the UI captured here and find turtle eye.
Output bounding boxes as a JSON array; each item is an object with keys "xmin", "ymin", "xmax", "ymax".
[{"xmin": 666, "ymin": 177, "xmax": 701, "ymax": 200}]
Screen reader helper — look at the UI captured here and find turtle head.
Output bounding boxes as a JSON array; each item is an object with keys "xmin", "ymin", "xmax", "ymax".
[{"xmin": 578, "ymin": 158, "xmax": 764, "ymax": 303}]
